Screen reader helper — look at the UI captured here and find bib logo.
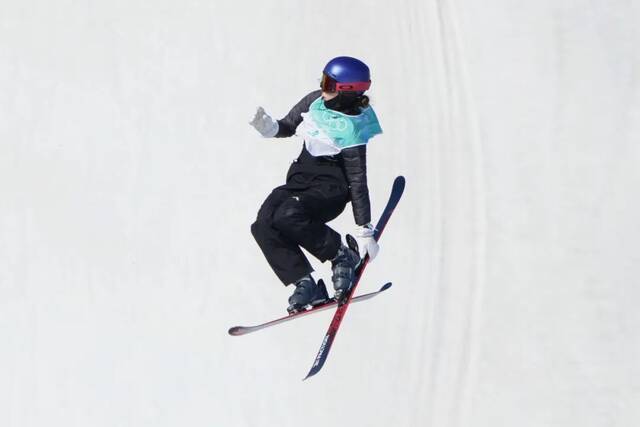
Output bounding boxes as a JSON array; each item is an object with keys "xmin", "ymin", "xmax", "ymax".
[{"xmin": 320, "ymin": 111, "xmax": 348, "ymax": 132}]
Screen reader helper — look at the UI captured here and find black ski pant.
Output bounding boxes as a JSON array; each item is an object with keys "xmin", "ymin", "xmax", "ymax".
[{"xmin": 251, "ymin": 184, "xmax": 348, "ymax": 286}]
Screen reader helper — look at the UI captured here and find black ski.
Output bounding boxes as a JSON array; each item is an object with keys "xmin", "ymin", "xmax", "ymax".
[
  {"xmin": 227, "ymin": 282, "xmax": 392, "ymax": 337},
  {"xmin": 303, "ymin": 175, "xmax": 405, "ymax": 380}
]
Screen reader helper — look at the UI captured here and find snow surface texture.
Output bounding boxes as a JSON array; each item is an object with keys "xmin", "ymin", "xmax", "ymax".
[{"xmin": 1, "ymin": 1, "xmax": 639, "ymax": 426}]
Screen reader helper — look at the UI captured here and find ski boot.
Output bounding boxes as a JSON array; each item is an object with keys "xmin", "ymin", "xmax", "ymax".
[
  {"xmin": 330, "ymin": 243, "xmax": 361, "ymax": 303},
  {"xmin": 287, "ymin": 275, "xmax": 330, "ymax": 314},
  {"xmin": 311, "ymin": 279, "xmax": 330, "ymax": 307}
]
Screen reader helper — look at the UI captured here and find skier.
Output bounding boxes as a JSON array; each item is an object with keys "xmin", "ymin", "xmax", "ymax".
[{"xmin": 249, "ymin": 56, "xmax": 383, "ymax": 314}]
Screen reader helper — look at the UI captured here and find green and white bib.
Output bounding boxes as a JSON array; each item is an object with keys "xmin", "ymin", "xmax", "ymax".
[{"xmin": 298, "ymin": 97, "xmax": 382, "ymax": 156}]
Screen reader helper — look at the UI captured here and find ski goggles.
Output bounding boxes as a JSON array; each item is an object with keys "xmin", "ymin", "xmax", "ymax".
[{"xmin": 320, "ymin": 73, "xmax": 371, "ymax": 93}]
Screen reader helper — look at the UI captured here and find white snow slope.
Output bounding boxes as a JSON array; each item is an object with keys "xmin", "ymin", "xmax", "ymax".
[{"xmin": 1, "ymin": 1, "xmax": 639, "ymax": 426}]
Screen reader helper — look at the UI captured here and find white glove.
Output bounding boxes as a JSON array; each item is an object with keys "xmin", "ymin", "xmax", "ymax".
[
  {"xmin": 249, "ymin": 106, "xmax": 279, "ymax": 138},
  {"xmin": 354, "ymin": 223, "xmax": 379, "ymax": 261}
]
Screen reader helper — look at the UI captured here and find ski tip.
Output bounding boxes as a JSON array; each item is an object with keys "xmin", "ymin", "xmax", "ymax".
[
  {"xmin": 380, "ymin": 282, "xmax": 392, "ymax": 292},
  {"xmin": 228, "ymin": 326, "xmax": 243, "ymax": 336},
  {"xmin": 302, "ymin": 368, "xmax": 319, "ymax": 381}
]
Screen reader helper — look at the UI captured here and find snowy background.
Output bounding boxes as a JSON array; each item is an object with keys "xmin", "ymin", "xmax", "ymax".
[{"xmin": 1, "ymin": 1, "xmax": 639, "ymax": 426}]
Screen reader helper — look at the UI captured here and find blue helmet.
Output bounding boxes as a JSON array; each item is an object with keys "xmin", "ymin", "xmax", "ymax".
[{"xmin": 321, "ymin": 56, "xmax": 371, "ymax": 92}]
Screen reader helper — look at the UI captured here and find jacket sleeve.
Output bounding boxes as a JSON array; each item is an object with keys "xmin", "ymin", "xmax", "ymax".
[
  {"xmin": 341, "ymin": 144, "xmax": 371, "ymax": 226},
  {"xmin": 275, "ymin": 90, "xmax": 323, "ymax": 138}
]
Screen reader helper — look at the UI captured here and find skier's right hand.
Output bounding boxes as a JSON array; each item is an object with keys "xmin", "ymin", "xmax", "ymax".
[{"xmin": 249, "ymin": 107, "xmax": 279, "ymax": 138}]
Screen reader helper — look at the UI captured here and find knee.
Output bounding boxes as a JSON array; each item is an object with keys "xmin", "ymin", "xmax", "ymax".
[{"xmin": 251, "ymin": 220, "xmax": 266, "ymax": 240}]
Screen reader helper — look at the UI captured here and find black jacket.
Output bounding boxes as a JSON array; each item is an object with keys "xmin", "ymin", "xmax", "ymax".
[{"xmin": 275, "ymin": 90, "xmax": 371, "ymax": 226}]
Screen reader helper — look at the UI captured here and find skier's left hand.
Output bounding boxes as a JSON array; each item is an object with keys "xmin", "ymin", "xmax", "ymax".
[{"xmin": 354, "ymin": 223, "xmax": 379, "ymax": 261}]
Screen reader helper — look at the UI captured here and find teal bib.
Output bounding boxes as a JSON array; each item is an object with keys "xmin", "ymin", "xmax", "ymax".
[{"xmin": 305, "ymin": 97, "xmax": 382, "ymax": 149}]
